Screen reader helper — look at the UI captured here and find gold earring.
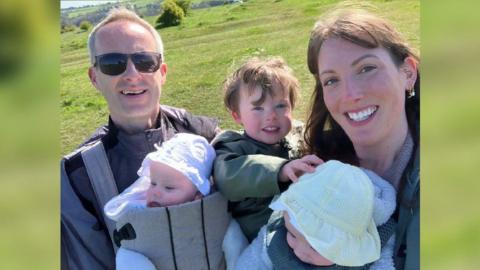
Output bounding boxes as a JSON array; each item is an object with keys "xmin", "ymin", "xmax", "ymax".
[{"xmin": 407, "ymin": 87, "xmax": 415, "ymax": 99}]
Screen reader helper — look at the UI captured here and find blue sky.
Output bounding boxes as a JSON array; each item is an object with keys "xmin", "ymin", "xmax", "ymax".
[{"xmin": 61, "ymin": 1, "xmax": 118, "ymax": 9}]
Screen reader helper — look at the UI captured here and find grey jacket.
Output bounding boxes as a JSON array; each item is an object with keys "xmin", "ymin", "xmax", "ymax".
[
  {"xmin": 61, "ymin": 105, "xmax": 219, "ymax": 270},
  {"xmin": 393, "ymin": 147, "xmax": 419, "ymax": 270}
]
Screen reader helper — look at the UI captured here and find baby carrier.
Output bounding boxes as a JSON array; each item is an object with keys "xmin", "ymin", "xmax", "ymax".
[
  {"xmin": 113, "ymin": 192, "xmax": 230, "ymax": 270},
  {"xmin": 82, "ymin": 140, "xmax": 231, "ymax": 270}
]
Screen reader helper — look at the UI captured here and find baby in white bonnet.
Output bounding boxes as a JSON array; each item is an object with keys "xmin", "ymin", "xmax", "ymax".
[{"xmin": 104, "ymin": 133, "xmax": 244, "ymax": 270}]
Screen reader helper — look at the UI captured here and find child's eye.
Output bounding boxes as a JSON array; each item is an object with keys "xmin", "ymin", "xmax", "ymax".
[
  {"xmin": 252, "ymin": 106, "xmax": 263, "ymax": 111},
  {"xmin": 359, "ymin": 65, "xmax": 377, "ymax": 74},
  {"xmin": 275, "ymin": 103, "xmax": 288, "ymax": 109},
  {"xmin": 150, "ymin": 182, "xmax": 157, "ymax": 187},
  {"xmin": 165, "ymin": 186, "xmax": 175, "ymax": 191}
]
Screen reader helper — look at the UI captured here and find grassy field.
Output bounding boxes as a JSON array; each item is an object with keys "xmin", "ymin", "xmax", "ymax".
[
  {"xmin": 61, "ymin": 0, "xmax": 420, "ymax": 155},
  {"xmin": 420, "ymin": 1, "xmax": 480, "ymax": 268}
]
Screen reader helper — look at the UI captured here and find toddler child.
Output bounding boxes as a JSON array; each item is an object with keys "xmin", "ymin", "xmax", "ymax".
[
  {"xmin": 235, "ymin": 160, "xmax": 397, "ymax": 270},
  {"xmin": 104, "ymin": 133, "xmax": 245, "ymax": 270},
  {"xmin": 213, "ymin": 57, "xmax": 323, "ymax": 242}
]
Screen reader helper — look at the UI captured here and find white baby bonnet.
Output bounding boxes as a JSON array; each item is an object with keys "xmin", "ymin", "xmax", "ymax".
[
  {"xmin": 104, "ymin": 133, "xmax": 216, "ymax": 221},
  {"xmin": 270, "ymin": 160, "xmax": 381, "ymax": 266}
]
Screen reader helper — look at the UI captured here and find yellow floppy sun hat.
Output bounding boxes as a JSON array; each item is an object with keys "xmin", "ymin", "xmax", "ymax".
[{"xmin": 270, "ymin": 160, "xmax": 380, "ymax": 266}]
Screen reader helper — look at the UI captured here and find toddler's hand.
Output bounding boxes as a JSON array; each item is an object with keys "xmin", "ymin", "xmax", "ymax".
[{"xmin": 279, "ymin": 155, "xmax": 323, "ymax": 183}]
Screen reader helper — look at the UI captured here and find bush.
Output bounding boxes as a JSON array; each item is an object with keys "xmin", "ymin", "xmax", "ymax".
[
  {"xmin": 79, "ymin": 20, "xmax": 92, "ymax": 31},
  {"xmin": 155, "ymin": 0, "xmax": 185, "ymax": 29},
  {"xmin": 61, "ymin": 24, "xmax": 76, "ymax": 33},
  {"xmin": 175, "ymin": 0, "xmax": 191, "ymax": 16}
]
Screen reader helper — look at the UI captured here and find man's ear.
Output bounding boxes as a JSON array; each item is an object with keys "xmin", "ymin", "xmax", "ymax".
[
  {"xmin": 231, "ymin": 111, "xmax": 243, "ymax": 125},
  {"xmin": 401, "ymin": 56, "xmax": 418, "ymax": 90},
  {"xmin": 159, "ymin": 63, "xmax": 167, "ymax": 85},
  {"xmin": 88, "ymin": 67, "xmax": 99, "ymax": 90}
]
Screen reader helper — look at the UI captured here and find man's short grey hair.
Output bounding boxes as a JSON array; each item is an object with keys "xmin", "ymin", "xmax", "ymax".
[{"xmin": 87, "ymin": 7, "xmax": 164, "ymax": 65}]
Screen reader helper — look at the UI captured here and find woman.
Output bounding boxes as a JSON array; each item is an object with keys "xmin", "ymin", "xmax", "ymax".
[{"xmin": 294, "ymin": 7, "xmax": 419, "ymax": 269}]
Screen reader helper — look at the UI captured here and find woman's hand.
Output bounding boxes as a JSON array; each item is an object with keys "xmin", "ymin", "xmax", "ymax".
[
  {"xmin": 279, "ymin": 155, "xmax": 323, "ymax": 183},
  {"xmin": 284, "ymin": 212, "xmax": 334, "ymax": 266}
]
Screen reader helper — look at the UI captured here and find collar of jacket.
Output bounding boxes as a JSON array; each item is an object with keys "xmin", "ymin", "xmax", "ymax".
[
  {"xmin": 242, "ymin": 131, "xmax": 292, "ymax": 153},
  {"xmin": 102, "ymin": 109, "xmax": 173, "ymax": 157},
  {"xmin": 381, "ymin": 130, "xmax": 415, "ymax": 190}
]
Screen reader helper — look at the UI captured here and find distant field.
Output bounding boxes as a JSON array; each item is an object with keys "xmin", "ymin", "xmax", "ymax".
[
  {"xmin": 62, "ymin": 0, "xmax": 160, "ymax": 20},
  {"xmin": 61, "ymin": 0, "xmax": 420, "ymax": 155},
  {"xmin": 62, "ymin": 0, "xmax": 222, "ymax": 19}
]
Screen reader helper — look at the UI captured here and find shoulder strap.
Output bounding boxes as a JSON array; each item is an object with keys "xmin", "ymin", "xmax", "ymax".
[
  {"xmin": 81, "ymin": 140, "xmax": 120, "ymax": 253},
  {"xmin": 377, "ymin": 218, "xmax": 397, "ymax": 248}
]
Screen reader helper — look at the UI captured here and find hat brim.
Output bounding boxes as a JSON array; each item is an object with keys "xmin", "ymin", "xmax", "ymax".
[{"xmin": 304, "ymin": 217, "xmax": 380, "ymax": 266}]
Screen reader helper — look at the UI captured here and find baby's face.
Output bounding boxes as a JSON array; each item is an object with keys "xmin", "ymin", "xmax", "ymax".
[
  {"xmin": 146, "ymin": 161, "xmax": 200, "ymax": 208},
  {"xmin": 283, "ymin": 212, "xmax": 334, "ymax": 266}
]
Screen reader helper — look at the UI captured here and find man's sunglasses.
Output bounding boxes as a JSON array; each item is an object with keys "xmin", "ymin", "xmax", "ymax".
[{"xmin": 94, "ymin": 52, "xmax": 162, "ymax": 76}]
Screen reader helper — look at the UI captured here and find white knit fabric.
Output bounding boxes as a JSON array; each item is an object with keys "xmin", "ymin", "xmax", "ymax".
[{"xmin": 222, "ymin": 219, "xmax": 249, "ymax": 270}]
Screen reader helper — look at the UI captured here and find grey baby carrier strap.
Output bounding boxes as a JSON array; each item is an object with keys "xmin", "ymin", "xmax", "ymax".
[
  {"xmin": 81, "ymin": 140, "xmax": 120, "ymax": 253},
  {"xmin": 114, "ymin": 192, "xmax": 231, "ymax": 270}
]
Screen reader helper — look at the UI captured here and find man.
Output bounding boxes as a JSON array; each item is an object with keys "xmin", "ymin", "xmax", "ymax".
[{"xmin": 61, "ymin": 8, "xmax": 219, "ymax": 269}]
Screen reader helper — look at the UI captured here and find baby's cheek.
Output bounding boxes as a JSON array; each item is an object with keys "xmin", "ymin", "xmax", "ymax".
[
  {"xmin": 145, "ymin": 190, "xmax": 153, "ymax": 202},
  {"xmin": 286, "ymin": 231, "xmax": 296, "ymax": 249}
]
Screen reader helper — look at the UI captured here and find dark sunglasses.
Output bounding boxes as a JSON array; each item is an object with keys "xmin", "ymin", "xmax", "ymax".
[{"xmin": 94, "ymin": 52, "xmax": 162, "ymax": 76}]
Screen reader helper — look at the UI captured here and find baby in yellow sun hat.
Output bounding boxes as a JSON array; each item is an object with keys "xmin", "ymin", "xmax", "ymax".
[{"xmin": 232, "ymin": 160, "xmax": 397, "ymax": 270}]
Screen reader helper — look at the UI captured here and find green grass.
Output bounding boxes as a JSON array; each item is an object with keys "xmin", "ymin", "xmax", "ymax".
[
  {"xmin": 0, "ymin": 1, "xmax": 59, "ymax": 268},
  {"xmin": 61, "ymin": 0, "xmax": 419, "ymax": 155},
  {"xmin": 419, "ymin": 0, "xmax": 480, "ymax": 268}
]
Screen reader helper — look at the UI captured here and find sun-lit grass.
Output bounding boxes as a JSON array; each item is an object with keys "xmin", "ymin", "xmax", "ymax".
[
  {"xmin": 419, "ymin": 0, "xmax": 480, "ymax": 268},
  {"xmin": 61, "ymin": 0, "xmax": 419, "ymax": 155},
  {"xmin": 0, "ymin": 0, "xmax": 59, "ymax": 268}
]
